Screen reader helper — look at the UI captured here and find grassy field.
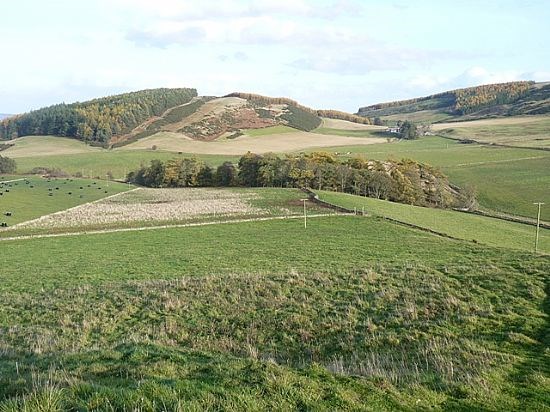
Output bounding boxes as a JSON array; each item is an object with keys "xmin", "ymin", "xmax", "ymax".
[
  {"xmin": 313, "ymin": 127, "xmax": 389, "ymax": 138},
  {"xmin": 0, "ymin": 216, "xmax": 548, "ymax": 409},
  {"xmin": 447, "ymin": 156, "xmax": 550, "ymax": 221},
  {"xmin": 316, "ymin": 190, "xmax": 549, "ymax": 253},
  {"xmin": 315, "ymin": 136, "xmax": 550, "ymax": 221},
  {"xmin": 433, "ymin": 116, "xmax": 550, "ymax": 148},
  {"xmin": 1, "ymin": 188, "xmax": 331, "ymax": 237},
  {"xmin": 14, "ymin": 150, "xmax": 239, "ymax": 180},
  {"xmin": 7, "ymin": 134, "xmax": 550, "ymax": 220},
  {"xmin": 2, "ymin": 135, "xmax": 102, "ymax": 158},
  {"xmin": 122, "ymin": 130, "xmax": 383, "ymax": 155},
  {"xmin": 242, "ymin": 125, "xmax": 296, "ymax": 137},
  {"xmin": 0, "ymin": 176, "xmax": 130, "ymax": 226}
]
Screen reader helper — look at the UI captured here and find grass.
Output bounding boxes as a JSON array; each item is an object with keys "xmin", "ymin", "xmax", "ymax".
[
  {"xmin": 242, "ymin": 125, "xmax": 296, "ymax": 137},
  {"xmin": 313, "ymin": 127, "xmax": 387, "ymax": 138},
  {"xmin": 2, "ymin": 135, "xmax": 102, "ymax": 158},
  {"xmin": 313, "ymin": 136, "xmax": 550, "ymax": 221},
  {"xmin": 315, "ymin": 190, "xmax": 550, "ymax": 253},
  {"xmin": 0, "ymin": 188, "xmax": 331, "ymax": 237},
  {"xmin": 0, "ymin": 176, "xmax": 130, "ymax": 226},
  {"xmin": 447, "ymin": 156, "xmax": 550, "ymax": 221},
  {"xmin": 14, "ymin": 150, "xmax": 239, "ymax": 180},
  {"xmin": 8, "ymin": 134, "xmax": 550, "ymax": 220},
  {"xmin": 434, "ymin": 116, "xmax": 550, "ymax": 148},
  {"xmin": 0, "ymin": 216, "xmax": 548, "ymax": 409}
]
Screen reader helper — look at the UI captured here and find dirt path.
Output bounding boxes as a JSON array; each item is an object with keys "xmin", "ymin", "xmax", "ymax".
[
  {"xmin": 0, "ymin": 178, "xmax": 26, "ymax": 184},
  {"xmin": 0, "ymin": 213, "xmax": 343, "ymax": 242}
]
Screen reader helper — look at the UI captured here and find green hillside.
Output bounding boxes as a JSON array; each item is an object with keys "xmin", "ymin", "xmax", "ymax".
[
  {"xmin": 1, "ymin": 215, "xmax": 548, "ymax": 410},
  {"xmin": 357, "ymin": 81, "xmax": 550, "ymax": 123},
  {"xmin": 315, "ymin": 190, "xmax": 549, "ymax": 253},
  {"xmin": 0, "ymin": 88, "xmax": 197, "ymax": 143}
]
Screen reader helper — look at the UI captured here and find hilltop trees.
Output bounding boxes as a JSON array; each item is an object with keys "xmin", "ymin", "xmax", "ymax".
[
  {"xmin": 129, "ymin": 152, "xmax": 468, "ymax": 209},
  {"xmin": 0, "ymin": 88, "xmax": 197, "ymax": 143}
]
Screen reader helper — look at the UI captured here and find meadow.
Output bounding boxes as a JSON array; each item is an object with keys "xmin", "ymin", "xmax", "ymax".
[
  {"xmin": 0, "ymin": 176, "xmax": 129, "ymax": 226},
  {"xmin": 315, "ymin": 190, "xmax": 549, "ymax": 253},
  {"xmin": 433, "ymin": 116, "xmax": 550, "ymax": 148},
  {"xmin": 6, "ymin": 133, "xmax": 550, "ymax": 221},
  {"xmin": 316, "ymin": 136, "xmax": 550, "ymax": 221},
  {"xmin": 13, "ymin": 150, "xmax": 238, "ymax": 180},
  {"xmin": 0, "ymin": 216, "xmax": 548, "ymax": 410},
  {"xmin": 1, "ymin": 187, "xmax": 330, "ymax": 237}
]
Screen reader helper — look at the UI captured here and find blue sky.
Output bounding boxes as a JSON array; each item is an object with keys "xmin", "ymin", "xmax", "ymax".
[{"xmin": 1, "ymin": 0, "xmax": 549, "ymax": 113}]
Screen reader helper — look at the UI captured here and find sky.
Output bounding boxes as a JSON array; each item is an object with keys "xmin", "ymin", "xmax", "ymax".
[{"xmin": 1, "ymin": 0, "xmax": 549, "ymax": 114}]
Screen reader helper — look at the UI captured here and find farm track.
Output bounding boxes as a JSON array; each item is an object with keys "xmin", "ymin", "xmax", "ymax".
[
  {"xmin": 0, "ymin": 178, "xmax": 26, "ymax": 183},
  {"xmin": 0, "ymin": 213, "xmax": 343, "ymax": 242}
]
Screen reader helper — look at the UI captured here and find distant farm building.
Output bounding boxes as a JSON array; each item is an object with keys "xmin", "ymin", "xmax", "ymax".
[{"xmin": 386, "ymin": 127, "xmax": 400, "ymax": 133}]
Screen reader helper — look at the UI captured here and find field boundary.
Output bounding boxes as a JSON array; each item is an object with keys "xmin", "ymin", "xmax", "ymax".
[
  {"xmin": 308, "ymin": 188, "xmax": 477, "ymax": 243},
  {"xmin": 453, "ymin": 208, "xmax": 550, "ymax": 229},
  {"xmin": 0, "ymin": 213, "xmax": 339, "ymax": 242},
  {"xmin": 437, "ymin": 134, "xmax": 550, "ymax": 152},
  {"xmin": 6, "ymin": 187, "xmax": 140, "ymax": 230}
]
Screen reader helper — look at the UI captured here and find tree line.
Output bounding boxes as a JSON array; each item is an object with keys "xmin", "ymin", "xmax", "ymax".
[
  {"xmin": 358, "ymin": 81, "xmax": 534, "ymax": 115},
  {"xmin": 453, "ymin": 81, "xmax": 532, "ymax": 114},
  {"xmin": 0, "ymin": 88, "xmax": 197, "ymax": 143},
  {"xmin": 129, "ymin": 152, "xmax": 472, "ymax": 209},
  {"xmin": 226, "ymin": 92, "xmax": 371, "ymax": 125}
]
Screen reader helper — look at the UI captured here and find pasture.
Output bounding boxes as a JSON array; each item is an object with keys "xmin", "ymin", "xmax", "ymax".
[
  {"xmin": 6, "ymin": 133, "xmax": 550, "ymax": 221},
  {"xmin": 0, "ymin": 176, "xmax": 129, "ymax": 226},
  {"xmin": 121, "ymin": 130, "xmax": 384, "ymax": 154},
  {"xmin": 0, "ymin": 215, "xmax": 548, "ymax": 410},
  {"xmin": 317, "ymin": 136, "xmax": 550, "ymax": 221},
  {"xmin": 3, "ymin": 188, "xmax": 330, "ymax": 236},
  {"xmin": 433, "ymin": 115, "xmax": 550, "ymax": 148},
  {"xmin": 316, "ymin": 190, "xmax": 550, "ymax": 253},
  {"xmin": 2, "ymin": 135, "xmax": 102, "ymax": 158}
]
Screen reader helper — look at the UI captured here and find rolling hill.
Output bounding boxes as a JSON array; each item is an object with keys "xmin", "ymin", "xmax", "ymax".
[
  {"xmin": 357, "ymin": 81, "xmax": 550, "ymax": 123},
  {"xmin": 0, "ymin": 89, "xmax": 373, "ymax": 148}
]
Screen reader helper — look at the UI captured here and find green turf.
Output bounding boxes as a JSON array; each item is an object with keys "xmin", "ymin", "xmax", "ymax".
[
  {"xmin": 0, "ymin": 176, "xmax": 130, "ymax": 226},
  {"xmin": 446, "ymin": 156, "xmax": 550, "ymax": 221},
  {"xmin": 312, "ymin": 136, "xmax": 550, "ymax": 221},
  {"xmin": 10, "ymin": 135, "xmax": 550, "ymax": 221},
  {"xmin": 437, "ymin": 117, "xmax": 550, "ymax": 148},
  {"xmin": 0, "ymin": 216, "xmax": 548, "ymax": 409},
  {"xmin": 242, "ymin": 125, "xmax": 296, "ymax": 137},
  {"xmin": 315, "ymin": 190, "xmax": 549, "ymax": 253},
  {"xmin": 14, "ymin": 150, "xmax": 239, "ymax": 180},
  {"xmin": 0, "ymin": 188, "xmax": 332, "ymax": 238},
  {"xmin": 313, "ymin": 127, "xmax": 386, "ymax": 138}
]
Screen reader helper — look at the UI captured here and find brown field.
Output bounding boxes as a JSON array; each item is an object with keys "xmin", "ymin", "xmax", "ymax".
[
  {"xmin": 320, "ymin": 118, "xmax": 384, "ymax": 130},
  {"xmin": 10, "ymin": 188, "xmax": 265, "ymax": 230},
  {"xmin": 122, "ymin": 130, "xmax": 385, "ymax": 154},
  {"xmin": 432, "ymin": 115, "xmax": 550, "ymax": 130},
  {"xmin": 433, "ymin": 115, "xmax": 550, "ymax": 148},
  {"xmin": 3, "ymin": 136, "xmax": 102, "ymax": 158}
]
